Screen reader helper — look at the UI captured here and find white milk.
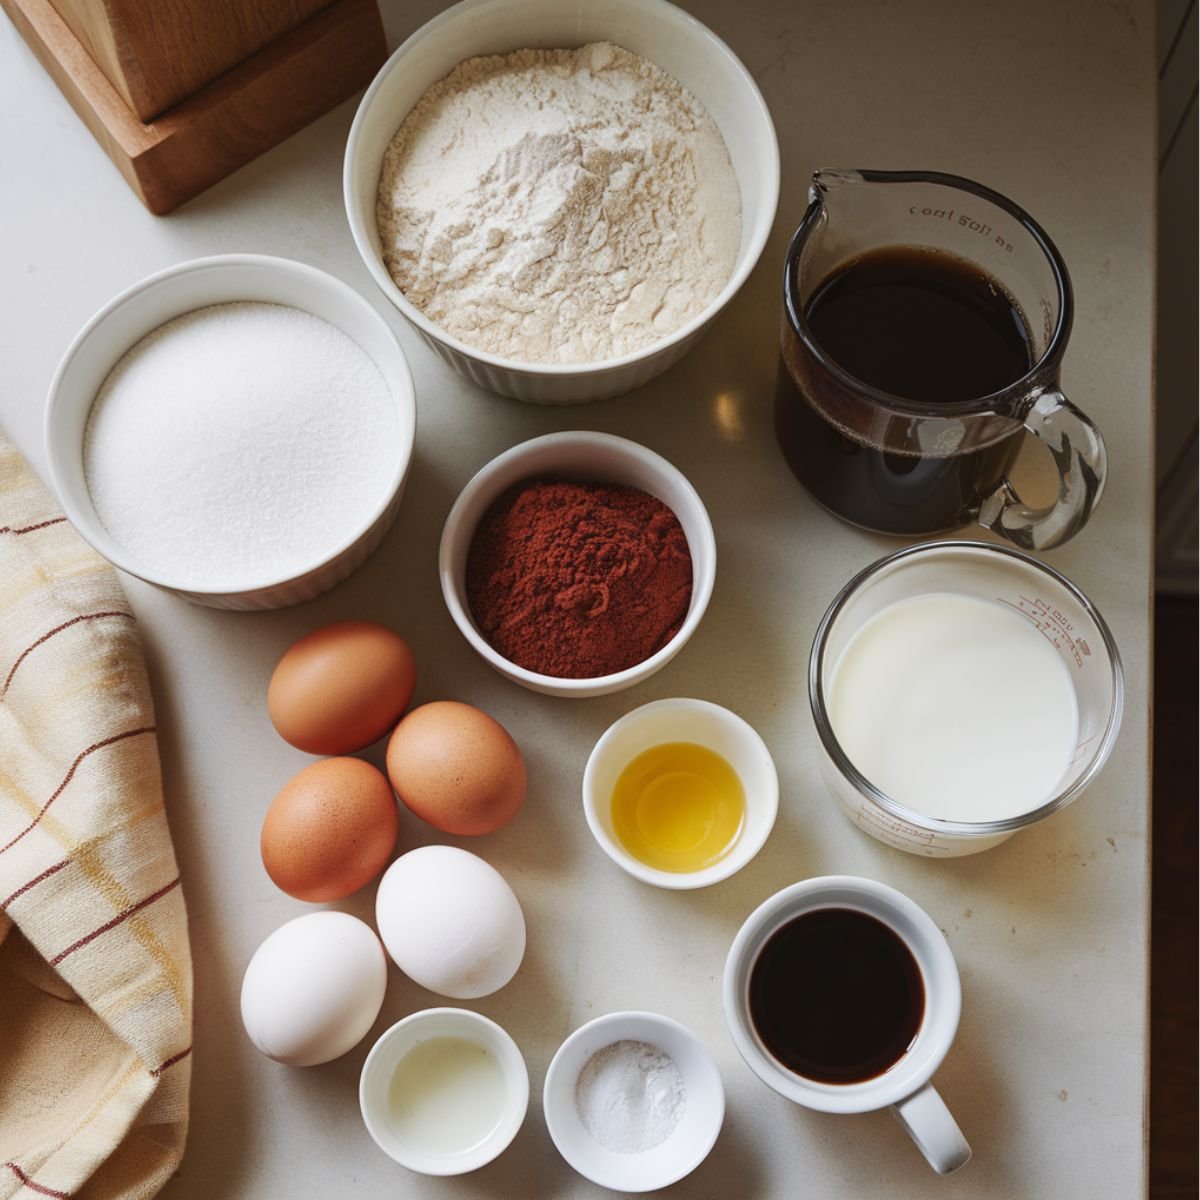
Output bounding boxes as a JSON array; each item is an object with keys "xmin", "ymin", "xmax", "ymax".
[
  {"xmin": 388, "ymin": 1036, "xmax": 507, "ymax": 1154},
  {"xmin": 828, "ymin": 593, "xmax": 1078, "ymax": 822}
]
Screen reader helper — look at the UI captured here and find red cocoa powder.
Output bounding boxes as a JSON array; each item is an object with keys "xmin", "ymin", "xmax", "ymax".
[{"xmin": 464, "ymin": 478, "xmax": 693, "ymax": 679}]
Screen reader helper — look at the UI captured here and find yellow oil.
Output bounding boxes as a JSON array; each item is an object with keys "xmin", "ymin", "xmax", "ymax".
[{"xmin": 610, "ymin": 742, "xmax": 745, "ymax": 873}]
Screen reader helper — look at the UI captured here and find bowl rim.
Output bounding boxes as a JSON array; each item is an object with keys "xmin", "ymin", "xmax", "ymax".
[
  {"xmin": 582, "ymin": 697, "xmax": 779, "ymax": 889},
  {"xmin": 437, "ymin": 430, "xmax": 717, "ymax": 695},
  {"xmin": 43, "ymin": 253, "xmax": 417, "ymax": 599},
  {"xmin": 358, "ymin": 1006, "xmax": 529, "ymax": 1175},
  {"xmin": 543, "ymin": 1009, "xmax": 725, "ymax": 1191},
  {"xmin": 343, "ymin": 0, "xmax": 781, "ymax": 376}
]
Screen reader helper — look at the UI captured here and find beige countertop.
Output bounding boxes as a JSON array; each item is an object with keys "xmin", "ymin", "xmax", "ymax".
[{"xmin": 0, "ymin": 0, "xmax": 1155, "ymax": 1195}]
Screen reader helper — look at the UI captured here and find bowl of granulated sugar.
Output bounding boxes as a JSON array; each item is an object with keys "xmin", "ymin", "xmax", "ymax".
[
  {"xmin": 45, "ymin": 255, "xmax": 416, "ymax": 610},
  {"xmin": 344, "ymin": 0, "xmax": 779, "ymax": 404}
]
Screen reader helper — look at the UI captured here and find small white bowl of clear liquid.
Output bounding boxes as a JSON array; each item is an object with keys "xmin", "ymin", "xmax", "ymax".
[
  {"xmin": 359, "ymin": 1008, "xmax": 528, "ymax": 1175},
  {"xmin": 809, "ymin": 540, "xmax": 1123, "ymax": 857}
]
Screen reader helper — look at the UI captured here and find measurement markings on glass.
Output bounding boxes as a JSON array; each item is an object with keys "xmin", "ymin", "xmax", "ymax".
[
  {"xmin": 1068, "ymin": 730, "xmax": 1101, "ymax": 767},
  {"xmin": 997, "ymin": 595, "xmax": 1085, "ymax": 666}
]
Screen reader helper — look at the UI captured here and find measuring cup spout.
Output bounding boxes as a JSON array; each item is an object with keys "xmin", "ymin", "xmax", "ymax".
[{"xmin": 810, "ymin": 167, "xmax": 866, "ymax": 199}]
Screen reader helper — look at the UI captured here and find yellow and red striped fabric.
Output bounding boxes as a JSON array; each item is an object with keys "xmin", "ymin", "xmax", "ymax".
[{"xmin": 0, "ymin": 435, "xmax": 192, "ymax": 1200}]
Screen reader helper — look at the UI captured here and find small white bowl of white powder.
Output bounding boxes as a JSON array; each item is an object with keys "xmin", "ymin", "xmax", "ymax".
[
  {"xmin": 544, "ymin": 1011, "xmax": 724, "ymax": 1191},
  {"xmin": 45, "ymin": 255, "xmax": 416, "ymax": 610},
  {"xmin": 344, "ymin": 0, "xmax": 778, "ymax": 404}
]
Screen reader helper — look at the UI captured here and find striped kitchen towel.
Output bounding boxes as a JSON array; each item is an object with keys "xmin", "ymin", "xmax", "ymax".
[{"xmin": 0, "ymin": 434, "xmax": 192, "ymax": 1200}]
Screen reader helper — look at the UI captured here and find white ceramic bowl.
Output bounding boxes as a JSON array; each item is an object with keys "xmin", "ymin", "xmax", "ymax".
[
  {"xmin": 343, "ymin": 0, "xmax": 780, "ymax": 404},
  {"xmin": 544, "ymin": 1011, "xmax": 724, "ymax": 1192},
  {"xmin": 43, "ymin": 254, "xmax": 417, "ymax": 610},
  {"xmin": 359, "ymin": 1008, "xmax": 529, "ymax": 1176},
  {"xmin": 582, "ymin": 698, "xmax": 778, "ymax": 889},
  {"xmin": 439, "ymin": 431, "xmax": 716, "ymax": 697}
]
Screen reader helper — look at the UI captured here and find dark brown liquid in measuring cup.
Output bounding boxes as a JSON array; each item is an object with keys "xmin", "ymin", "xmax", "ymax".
[
  {"xmin": 749, "ymin": 909, "xmax": 924, "ymax": 1084},
  {"xmin": 775, "ymin": 246, "xmax": 1035, "ymax": 534}
]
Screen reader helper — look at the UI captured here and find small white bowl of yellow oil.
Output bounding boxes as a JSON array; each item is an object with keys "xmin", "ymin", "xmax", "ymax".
[
  {"xmin": 582, "ymin": 698, "xmax": 778, "ymax": 889},
  {"xmin": 359, "ymin": 1008, "xmax": 528, "ymax": 1175}
]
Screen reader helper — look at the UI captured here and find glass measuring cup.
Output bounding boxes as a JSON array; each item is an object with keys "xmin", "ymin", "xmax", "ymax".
[
  {"xmin": 776, "ymin": 169, "xmax": 1107, "ymax": 549},
  {"xmin": 809, "ymin": 541, "xmax": 1123, "ymax": 857}
]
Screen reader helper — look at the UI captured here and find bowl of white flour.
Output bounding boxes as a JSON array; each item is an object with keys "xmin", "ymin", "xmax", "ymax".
[
  {"xmin": 44, "ymin": 255, "xmax": 417, "ymax": 610},
  {"xmin": 344, "ymin": 0, "xmax": 779, "ymax": 404}
]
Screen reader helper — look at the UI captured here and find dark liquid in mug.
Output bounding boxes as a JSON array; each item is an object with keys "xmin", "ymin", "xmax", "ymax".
[
  {"xmin": 775, "ymin": 246, "xmax": 1035, "ymax": 534},
  {"xmin": 748, "ymin": 908, "xmax": 924, "ymax": 1084}
]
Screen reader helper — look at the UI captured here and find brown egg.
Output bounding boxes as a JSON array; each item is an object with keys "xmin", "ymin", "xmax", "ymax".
[
  {"xmin": 261, "ymin": 757, "xmax": 399, "ymax": 901},
  {"xmin": 268, "ymin": 621, "xmax": 416, "ymax": 755},
  {"xmin": 386, "ymin": 701, "xmax": 526, "ymax": 836}
]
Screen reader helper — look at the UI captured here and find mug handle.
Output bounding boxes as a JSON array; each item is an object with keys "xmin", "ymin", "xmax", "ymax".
[
  {"xmin": 891, "ymin": 1082, "xmax": 972, "ymax": 1175},
  {"xmin": 977, "ymin": 389, "xmax": 1107, "ymax": 551}
]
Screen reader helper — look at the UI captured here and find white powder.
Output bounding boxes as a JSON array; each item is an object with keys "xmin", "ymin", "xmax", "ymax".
[
  {"xmin": 377, "ymin": 43, "xmax": 741, "ymax": 365},
  {"xmin": 575, "ymin": 1039, "xmax": 686, "ymax": 1154},
  {"xmin": 83, "ymin": 302, "xmax": 398, "ymax": 589}
]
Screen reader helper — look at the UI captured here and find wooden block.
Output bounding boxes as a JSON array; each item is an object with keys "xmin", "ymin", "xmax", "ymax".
[
  {"xmin": 1, "ymin": 0, "xmax": 387, "ymax": 215},
  {"xmin": 48, "ymin": 0, "xmax": 331, "ymax": 121}
]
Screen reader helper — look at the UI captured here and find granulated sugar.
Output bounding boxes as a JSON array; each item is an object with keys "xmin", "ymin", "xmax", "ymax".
[
  {"xmin": 377, "ymin": 43, "xmax": 741, "ymax": 365},
  {"xmin": 83, "ymin": 302, "xmax": 398, "ymax": 589}
]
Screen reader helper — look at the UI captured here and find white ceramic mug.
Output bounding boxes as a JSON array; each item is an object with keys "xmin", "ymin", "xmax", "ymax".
[{"xmin": 723, "ymin": 876, "xmax": 971, "ymax": 1174}]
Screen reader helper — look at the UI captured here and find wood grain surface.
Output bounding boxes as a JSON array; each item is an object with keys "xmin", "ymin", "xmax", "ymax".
[
  {"xmin": 46, "ymin": 0, "xmax": 330, "ymax": 121},
  {"xmin": 0, "ymin": 0, "xmax": 385, "ymax": 214}
]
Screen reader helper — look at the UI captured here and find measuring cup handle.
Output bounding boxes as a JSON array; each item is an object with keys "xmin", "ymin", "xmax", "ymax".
[
  {"xmin": 977, "ymin": 389, "xmax": 1107, "ymax": 551},
  {"xmin": 892, "ymin": 1082, "xmax": 972, "ymax": 1175}
]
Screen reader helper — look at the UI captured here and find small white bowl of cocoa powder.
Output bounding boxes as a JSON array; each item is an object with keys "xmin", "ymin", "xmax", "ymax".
[{"xmin": 439, "ymin": 431, "xmax": 716, "ymax": 697}]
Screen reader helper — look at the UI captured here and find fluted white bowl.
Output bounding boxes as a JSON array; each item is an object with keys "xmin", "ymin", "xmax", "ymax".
[
  {"xmin": 44, "ymin": 254, "xmax": 416, "ymax": 610},
  {"xmin": 344, "ymin": 0, "xmax": 779, "ymax": 404}
]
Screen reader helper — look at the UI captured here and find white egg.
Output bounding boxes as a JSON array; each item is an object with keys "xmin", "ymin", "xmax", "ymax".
[
  {"xmin": 375, "ymin": 845, "xmax": 525, "ymax": 999},
  {"xmin": 240, "ymin": 911, "xmax": 387, "ymax": 1066}
]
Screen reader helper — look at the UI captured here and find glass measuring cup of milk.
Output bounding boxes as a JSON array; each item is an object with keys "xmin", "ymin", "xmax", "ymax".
[
  {"xmin": 776, "ymin": 169, "xmax": 1107, "ymax": 550},
  {"xmin": 809, "ymin": 541, "xmax": 1123, "ymax": 857}
]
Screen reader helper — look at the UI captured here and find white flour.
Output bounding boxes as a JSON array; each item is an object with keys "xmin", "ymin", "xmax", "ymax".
[
  {"xmin": 574, "ymin": 1039, "xmax": 686, "ymax": 1154},
  {"xmin": 377, "ymin": 43, "xmax": 741, "ymax": 364},
  {"xmin": 83, "ymin": 302, "xmax": 398, "ymax": 589}
]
